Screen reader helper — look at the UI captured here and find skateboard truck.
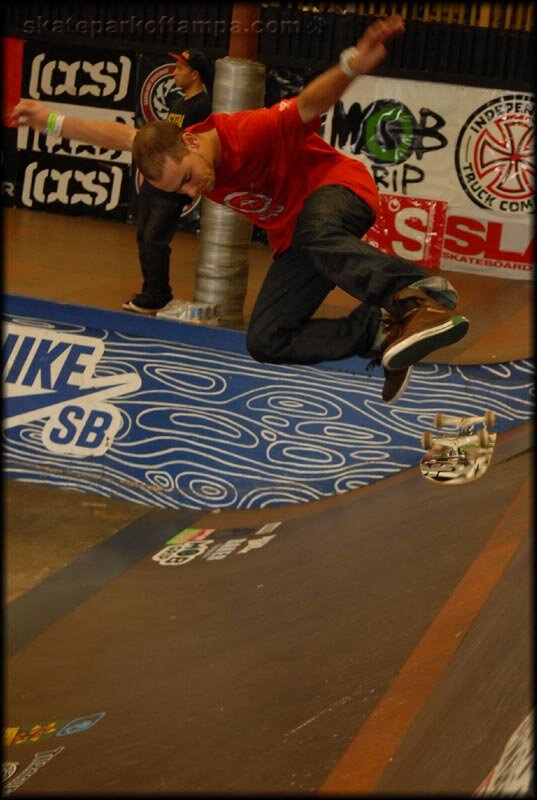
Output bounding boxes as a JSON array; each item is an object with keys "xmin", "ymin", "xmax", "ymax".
[{"xmin": 419, "ymin": 411, "xmax": 497, "ymax": 485}]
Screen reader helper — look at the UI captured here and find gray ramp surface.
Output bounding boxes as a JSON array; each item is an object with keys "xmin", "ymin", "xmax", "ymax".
[{"xmin": 5, "ymin": 425, "xmax": 532, "ymax": 794}]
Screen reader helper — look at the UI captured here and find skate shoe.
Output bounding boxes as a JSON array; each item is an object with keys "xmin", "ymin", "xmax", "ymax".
[
  {"xmin": 382, "ymin": 365, "xmax": 413, "ymax": 404},
  {"xmin": 382, "ymin": 288, "xmax": 469, "ymax": 371},
  {"xmin": 366, "ymin": 309, "xmax": 413, "ymax": 404},
  {"xmin": 122, "ymin": 293, "xmax": 169, "ymax": 315}
]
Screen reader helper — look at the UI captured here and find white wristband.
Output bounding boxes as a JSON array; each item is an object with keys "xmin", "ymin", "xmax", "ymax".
[
  {"xmin": 339, "ymin": 46, "xmax": 361, "ymax": 78},
  {"xmin": 53, "ymin": 113, "xmax": 65, "ymax": 137}
]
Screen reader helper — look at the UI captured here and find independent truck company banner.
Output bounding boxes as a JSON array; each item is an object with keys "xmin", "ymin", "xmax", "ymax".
[{"xmin": 324, "ymin": 76, "xmax": 534, "ymax": 279}]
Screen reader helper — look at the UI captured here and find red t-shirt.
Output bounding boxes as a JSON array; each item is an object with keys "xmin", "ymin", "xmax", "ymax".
[{"xmin": 187, "ymin": 97, "xmax": 379, "ymax": 255}]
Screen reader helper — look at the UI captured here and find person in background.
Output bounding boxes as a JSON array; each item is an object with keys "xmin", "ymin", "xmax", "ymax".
[{"xmin": 123, "ymin": 49, "xmax": 212, "ymax": 314}]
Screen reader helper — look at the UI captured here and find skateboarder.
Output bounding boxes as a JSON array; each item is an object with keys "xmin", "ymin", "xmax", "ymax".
[{"xmin": 12, "ymin": 14, "xmax": 469, "ymax": 404}]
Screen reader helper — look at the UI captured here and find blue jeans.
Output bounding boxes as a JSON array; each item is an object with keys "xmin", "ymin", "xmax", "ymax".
[
  {"xmin": 247, "ymin": 185, "xmax": 456, "ymax": 364},
  {"xmin": 136, "ymin": 180, "xmax": 189, "ymax": 303}
]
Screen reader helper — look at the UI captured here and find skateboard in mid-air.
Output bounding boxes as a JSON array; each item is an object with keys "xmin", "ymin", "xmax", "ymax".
[{"xmin": 419, "ymin": 411, "xmax": 497, "ymax": 485}]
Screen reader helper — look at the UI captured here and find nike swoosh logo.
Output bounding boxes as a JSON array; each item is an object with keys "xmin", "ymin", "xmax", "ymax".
[{"xmin": 4, "ymin": 374, "xmax": 141, "ymax": 426}]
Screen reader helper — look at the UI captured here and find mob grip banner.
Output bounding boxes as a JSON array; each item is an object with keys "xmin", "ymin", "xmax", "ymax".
[{"xmin": 324, "ymin": 77, "xmax": 534, "ymax": 279}]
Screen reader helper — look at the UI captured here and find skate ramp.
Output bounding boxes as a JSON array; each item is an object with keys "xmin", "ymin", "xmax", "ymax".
[
  {"xmin": 5, "ymin": 423, "xmax": 531, "ymax": 794},
  {"xmin": 3, "ymin": 294, "xmax": 534, "ymax": 510}
]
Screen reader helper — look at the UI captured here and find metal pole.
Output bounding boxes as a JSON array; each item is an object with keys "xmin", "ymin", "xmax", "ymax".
[{"xmin": 193, "ymin": 3, "xmax": 266, "ymax": 327}]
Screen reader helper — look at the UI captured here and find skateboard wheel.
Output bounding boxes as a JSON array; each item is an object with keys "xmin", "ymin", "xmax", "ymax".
[
  {"xmin": 484, "ymin": 411, "xmax": 496, "ymax": 428},
  {"xmin": 478, "ymin": 429, "xmax": 490, "ymax": 447},
  {"xmin": 422, "ymin": 431, "xmax": 434, "ymax": 450},
  {"xmin": 434, "ymin": 413, "xmax": 444, "ymax": 428}
]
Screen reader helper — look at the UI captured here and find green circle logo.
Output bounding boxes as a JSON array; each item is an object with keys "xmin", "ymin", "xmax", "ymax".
[{"xmin": 361, "ymin": 101, "xmax": 416, "ymax": 165}]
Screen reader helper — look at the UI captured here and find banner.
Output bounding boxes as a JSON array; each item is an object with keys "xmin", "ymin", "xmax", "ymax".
[
  {"xmin": 5, "ymin": 44, "xmax": 533, "ymax": 276},
  {"xmin": 15, "ymin": 42, "xmax": 137, "ymax": 219},
  {"xmin": 324, "ymin": 77, "xmax": 534, "ymax": 279},
  {"xmin": 3, "ymin": 37, "xmax": 24, "ymax": 126},
  {"xmin": 361, "ymin": 195, "xmax": 532, "ymax": 277},
  {"xmin": 22, "ymin": 42, "xmax": 135, "ymax": 109},
  {"xmin": 16, "ymin": 152, "xmax": 131, "ymax": 218},
  {"xmin": 2, "ymin": 38, "xmax": 24, "ymax": 207},
  {"xmin": 136, "ymin": 52, "xmax": 183, "ymax": 125}
]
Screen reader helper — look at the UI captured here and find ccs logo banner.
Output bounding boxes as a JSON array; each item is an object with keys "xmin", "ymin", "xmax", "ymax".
[
  {"xmin": 13, "ymin": 42, "xmax": 137, "ymax": 221},
  {"xmin": 20, "ymin": 161, "xmax": 125, "ymax": 211},
  {"xmin": 23, "ymin": 43, "xmax": 135, "ymax": 109},
  {"xmin": 3, "ymin": 323, "xmax": 141, "ymax": 457},
  {"xmin": 17, "ymin": 153, "xmax": 131, "ymax": 219}
]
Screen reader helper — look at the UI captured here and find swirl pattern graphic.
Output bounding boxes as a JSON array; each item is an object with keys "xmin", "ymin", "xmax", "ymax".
[{"xmin": 3, "ymin": 310, "xmax": 534, "ymax": 510}]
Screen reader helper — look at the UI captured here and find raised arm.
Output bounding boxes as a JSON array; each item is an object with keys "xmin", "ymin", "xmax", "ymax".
[
  {"xmin": 296, "ymin": 14, "xmax": 405, "ymax": 124},
  {"xmin": 11, "ymin": 99, "xmax": 137, "ymax": 151}
]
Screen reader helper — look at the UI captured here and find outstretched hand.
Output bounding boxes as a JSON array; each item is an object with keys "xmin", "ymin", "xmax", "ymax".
[
  {"xmin": 12, "ymin": 98, "xmax": 137, "ymax": 151},
  {"xmin": 353, "ymin": 14, "xmax": 405, "ymax": 75},
  {"xmin": 296, "ymin": 13, "xmax": 405, "ymax": 124},
  {"xmin": 11, "ymin": 99, "xmax": 50, "ymax": 132}
]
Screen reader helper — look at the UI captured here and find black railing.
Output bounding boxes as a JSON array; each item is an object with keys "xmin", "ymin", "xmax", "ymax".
[{"xmin": 256, "ymin": 7, "xmax": 533, "ymax": 89}]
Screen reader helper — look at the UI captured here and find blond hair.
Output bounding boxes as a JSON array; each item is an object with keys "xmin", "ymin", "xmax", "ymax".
[{"xmin": 132, "ymin": 121, "xmax": 189, "ymax": 181}]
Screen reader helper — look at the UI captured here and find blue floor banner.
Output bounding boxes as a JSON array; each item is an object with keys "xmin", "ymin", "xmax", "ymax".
[{"xmin": 3, "ymin": 295, "xmax": 534, "ymax": 509}]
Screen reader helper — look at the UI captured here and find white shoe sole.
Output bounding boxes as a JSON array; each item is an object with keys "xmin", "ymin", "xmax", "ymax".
[
  {"xmin": 382, "ymin": 316, "xmax": 469, "ymax": 370},
  {"xmin": 122, "ymin": 301, "xmax": 160, "ymax": 315}
]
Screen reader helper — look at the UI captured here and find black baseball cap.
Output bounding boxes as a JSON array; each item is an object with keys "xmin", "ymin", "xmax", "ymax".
[{"xmin": 168, "ymin": 49, "xmax": 210, "ymax": 85}]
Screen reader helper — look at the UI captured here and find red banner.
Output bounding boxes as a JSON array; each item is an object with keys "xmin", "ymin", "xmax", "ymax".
[
  {"xmin": 364, "ymin": 195, "xmax": 447, "ymax": 269},
  {"xmin": 3, "ymin": 37, "xmax": 24, "ymax": 127},
  {"xmin": 362, "ymin": 193, "xmax": 533, "ymax": 278}
]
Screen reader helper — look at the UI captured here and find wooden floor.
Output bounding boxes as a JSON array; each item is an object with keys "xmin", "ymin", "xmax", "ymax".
[{"xmin": 4, "ymin": 207, "xmax": 533, "ymax": 364}]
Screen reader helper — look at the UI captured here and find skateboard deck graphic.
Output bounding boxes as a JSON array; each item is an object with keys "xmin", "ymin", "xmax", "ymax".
[{"xmin": 419, "ymin": 412, "xmax": 497, "ymax": 486}]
